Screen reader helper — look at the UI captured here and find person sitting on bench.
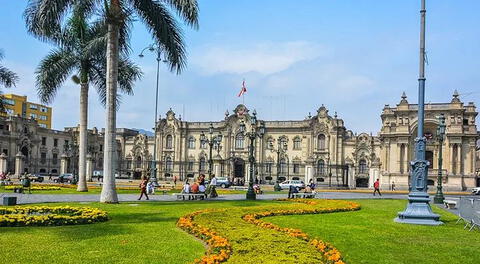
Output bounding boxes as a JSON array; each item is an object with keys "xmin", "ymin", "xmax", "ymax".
[{"xmin": 181, "ymin": 180, "xmax": 191, "ymax": 200}]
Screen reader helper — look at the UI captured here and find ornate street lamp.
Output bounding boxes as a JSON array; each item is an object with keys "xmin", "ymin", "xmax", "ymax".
[
  {"xmin": 200, "ymin": 123, "xmax": 223, "ymax": 179},
  {"xmin": 395, "ymin": 0, "xmax": 442, "ymax": 225},
  {"xmin": 139, "ymin": 44, "xmax": 168, "ymax": 185},
  {"xmin": 239, "ymin": 110, "xmax": 265, "ymax": 200},
  {"xmin": 270, "ymin": 139, "xmax": 286, "ymax": 182},
  {"xmin": 434, "ymin": 114, "xmax": 446, "ymax": 204}
]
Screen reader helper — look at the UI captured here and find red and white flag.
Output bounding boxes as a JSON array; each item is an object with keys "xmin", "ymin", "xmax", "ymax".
[{"xmin": 237, "ymin": 80, "xmax": 247, "ymax": 97}]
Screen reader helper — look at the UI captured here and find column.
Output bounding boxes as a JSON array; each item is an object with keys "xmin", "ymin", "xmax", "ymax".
[
  {"xmin": 86, "ymin": 153, "xmax": 94, "ymax": 182},
  {"xmin": 0, "ymin": 153, "xmax": 7, "ymax": 173},
  {"xmin": 60, "ymin": 154, "xmax": 69, "ymax": 174},
  {"xmin": 348, "ymin": 164, "xmax": 355, "ymax": 189},
  {"xmin": 15, "ymin": 152, "xmax": 24, "ymax": 177},
  {"xmin": 304, "ymin": 165, "xmax": 313, "ymax": 183}
]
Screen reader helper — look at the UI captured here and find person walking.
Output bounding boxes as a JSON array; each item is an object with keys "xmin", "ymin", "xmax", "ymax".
[
  {"xmin": 391, "ymin": 181, "xmax": 396, "ymax": 191},
  {"xmin": 22, "ymin": 174, "xmax": 32, "ymax": 194},
  {"xmin": 138, "ymin": 176, "xmax": 149, "ymax": 200},
  {"xmin": 373, "ymin": 179, "xmax": 381, "ymax": 196},
  {"xmin": 209, "ymin": 174, "xmax": 218, "ymax": 198},
  {"xmin": 173, "ymin": 176, "xmax": 177, "ymax": 187}
]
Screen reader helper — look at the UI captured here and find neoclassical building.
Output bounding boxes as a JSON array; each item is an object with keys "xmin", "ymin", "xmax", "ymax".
[{"xmin": 1, "ymin": 92, "xmax": 478, "ymax": 191}]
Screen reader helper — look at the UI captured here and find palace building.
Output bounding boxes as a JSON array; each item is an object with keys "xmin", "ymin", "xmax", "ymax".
[{"xmin": 1, "ymin": 92, "xmax": 479, "ymax": 191}]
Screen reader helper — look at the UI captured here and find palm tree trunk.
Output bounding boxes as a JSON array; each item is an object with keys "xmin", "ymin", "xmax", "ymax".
[
  {"xmin": 77, "ymin": 82, "xmax": 89, "ymax": 192},
  {"xmin": 100, "ymin": 7, "xmax": 120, "ymax": 203}
]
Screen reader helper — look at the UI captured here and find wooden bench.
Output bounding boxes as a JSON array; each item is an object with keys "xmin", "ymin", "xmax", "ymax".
[
  {"xmin": 444, "ymin": 200, "xmax": 457, "ymax": 209},
  {"xmin": 292, "ymin": 192, "xmax": 316, "ymax": 199},
  {"xmin": 174, "ymin": 193, "xmax": 207, "ymax": 200}
]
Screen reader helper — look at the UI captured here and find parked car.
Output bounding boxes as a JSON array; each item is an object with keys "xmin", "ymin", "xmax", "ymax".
[
  {"xmin": 54, "ymin": 173, "xmax": 75, "ymax": 184},
  {"xmin": 206, "ymin": 177, "xmax": 232, "ymax": 188},
  {"xmin": 29, "ymin": 173, "xmax": 44, "ymax": 183},
  {"xmin": 472, "ymin": 187, "xmax": 480, "ymax": 195},
  {"xmin": 279, "ymin": 180, "xmax": 305, "ymax": 190}
]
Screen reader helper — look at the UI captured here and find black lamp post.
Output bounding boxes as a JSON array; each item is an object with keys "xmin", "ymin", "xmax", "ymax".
[
  {"xmin": 239, "ymin": 110, "xmax": 265, "ymax": 200},
  {"xmin": 434, "ymin": 114, "xmax": 446, "ymax": 204},
  {"xmin": 270, "ymin": 139, "xmax": 286, "ymax": 182},
  {"xmin": 200, "ymin": 123, "xmax": 223, "ymax": 179},
  {"xmin": 139, "ymin": 44, "xmax": 167, "ymax": 185}
]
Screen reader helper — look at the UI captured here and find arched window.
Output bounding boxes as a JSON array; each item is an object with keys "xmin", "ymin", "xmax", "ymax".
[
  {"xmin": 199, "ymin": 157, "xmax": 206, "ymax": 171},
  {"xmin": 280, "ymin": 137, "xmax": 288, "ymax": 150},
  {"xmin": 165, "ymin": 156, "xmax": 173, "ymax": 172},
  {"xmin": 235, "ymin": 134, "xmax": 244, "ymax": 149},
  {"xmin": 318, "ymin": 134, "xmax": 326, "ymax": 150},
  {"xmin": 293, "ymin": 137, "xmax": 301, "ymax": 150},
  {"xmin": 317, "ymin": 159, "xmax": 325, "ymax": 175},
  {"xmin": 267, "ymin": 138, "xmax": 274, "ymax": 150},
  {"xmin": 136, "ymin": 156, "xmax": 142, "ymax": 169},
  {"xmin": 166, "ymin": 135, "xmax": 173, "ymax": 149},
  {"xmin": 359, "ymin": 159, "xmax": 367, "ymax": 174},
  {"xmin": 188, "ymin": 137, "xmax": 195, "ymax": 149}
]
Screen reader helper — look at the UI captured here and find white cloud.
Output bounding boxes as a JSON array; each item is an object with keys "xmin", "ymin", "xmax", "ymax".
[{"xmin": 191, "ymin": 41, "xmax": 327, "ymax": 75}]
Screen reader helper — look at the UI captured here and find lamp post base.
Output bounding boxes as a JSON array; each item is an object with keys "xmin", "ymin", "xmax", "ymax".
[
  {"xmin": 433, "ymin": 193, "xmax": 445, "ymax": 204},
  {"xmin": 246, "ymin": 184, "xmax": 256, "ymax": 200},
  {"xmin": 395, "ymin": 192, "xmax": 443, "ymax": 226}
]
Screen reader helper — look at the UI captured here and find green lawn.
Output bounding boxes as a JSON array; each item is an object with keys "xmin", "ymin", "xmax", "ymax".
[{"xmin": 0, "ymin": 199, "xmax": 477, "ymax": 264}]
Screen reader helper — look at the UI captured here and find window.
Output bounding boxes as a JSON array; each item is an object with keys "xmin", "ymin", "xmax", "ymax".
[
  {"xmin": 235, "ymin": 134, "xmax": 244, "ymax": 149},
  {"xmin": 2, "ymin": 149, "xmax": 8, "ymax": 156},
  {"xmin": 39, "ymin": 115, "xmax": 47, "ymax": 121},
  {"xmin": 40, "ymin": 153, "xmax": 47, "ymax": 164},
  {"xmin": 317, "ymin": 134, "xmax": 326, "ymax": 150},
  {"xmin": 317, "ymin": 159, "xmax": 325, "ymax": 175},
  {"xmin": 293, "ymin": 137, "xmax": 301, "ymax": 150},
  {"xmin": 53, "ymin": 139, "xmax": 58, "ymax": 147},
  {"xmin": 39, "ymin": 124, "xmax": 47, "ymax": 128},
  {"xmin": 136, "ymin": 156, "xmax": 142, "ymax": 168},
  {"xmin": 41, "ymin": 137, "xmax": 46, "ymax": 146},
  {"xmin": 126, "ymin": 160, "xmax": 131, "ymax": 169},
  {"xmin": 199, "ymin": 157, "xmax": 206, "ymax": 171},
  {"xmin": 165, "ymin": 157, "xmax": 173, "ymax": 172},
  {"xmin": 3, "ymin": 99, "xmax": 14, "ymax": 105},
  {"xmin": 30, "ymin": 113, "xmax": 37, "ymax": 119},
  {"xmin": 65, "ymin": 140, "xmax": 69, "ymax": 147},
  {"xmin": 29, "ymin": 104, "xmax": 38, "ymax": 110},
  {"xmin": 40, "ymin": 107, "xmax": 48, "ymax": 113},
  {"xmin": 52, "ymin": 153, "xmax": 58, "ymax": 165},
  {"xmin": 280, "ymin": 137, "xmax": 288, "ymax": 150},
  {"xmin": 188, "ymin": 161, "xmax": 194, "ymax": 171},
  {"xmin": 166, "ymin": 135, "xmax": 173, "ymax": 149},
  {"xmin": 188, "ymin": 137, "xmax": 195, "ymax": 149},
  {"xmin": 267, "ymin": 138, "xmax": 274, "ymax": 149},
  {"xmin": 265, "ymin": 162, "xmax": 273, "ymax": 173},
  {"xmin": 359, "ymin": 159, "xmax": 368, "ymax": 174},
  {"xmin": 99, "ymin": 144, "xmax": 103, "ymax": 152},
  {"xmin": 293, "ymin": 163, "xmax": 300, "ymax": 174}
]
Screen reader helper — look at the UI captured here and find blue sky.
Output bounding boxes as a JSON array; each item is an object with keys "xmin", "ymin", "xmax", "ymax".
[{"xmin": 1, "ymin": 0, "xmax": 479, "ymax": 133}]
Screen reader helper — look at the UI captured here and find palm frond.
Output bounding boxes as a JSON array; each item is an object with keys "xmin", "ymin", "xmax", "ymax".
[
  {"xmin": 35, "ymin": 48, "xmax": 77, "ymax": 104},
  {"xmin": 132, "ymin": 0, "xmax": 187, "ymax": 74},
  {"xmin": 24, "ymin": 0, "xmax": 75, "ymax": 40},
  {"xmin": 163, "ymin": 0, "xmax": 199, "ymax": 29},
  {"xmin": 117, "ymin": 57, "xmax": 142, "ymax": 95},
  {"xmin": 0, "ymin": 66, "xmax": 19, "ymax": 88}
]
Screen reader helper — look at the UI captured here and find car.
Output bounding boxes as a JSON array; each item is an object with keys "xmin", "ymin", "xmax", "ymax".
[
  {"xmin": 29, "ymin": 173, "xmax": 44, "ymax": 183},
  {"xmin": 54, "ymin": 173, "xmax": 75, "ymax": 184},
  {"xmin": 279, "ymin": 180, "xmax": 305, "ymax": 190},
  {"xmin": 206, "ymin": 177, "xmax": 232, "ymax": 188},
  {"xmin": 472, "ymin": 187, "xmax": 480, "ymax": 195}
]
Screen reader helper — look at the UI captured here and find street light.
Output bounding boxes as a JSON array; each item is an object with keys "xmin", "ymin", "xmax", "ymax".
[
  {"xmin": 200, "ymin": 123, "xmax": 223, "ymax": 179},
  {"xmin": 395, "ymin": 0, "xmax": 442, "ymax": 225},
  {"xmin": 269, "ymin": 139, "xmax": 286, "ymax": 183},
  {"xmin": 434, "ymin": 114, "xmax": 446, "ymax": 204},
  {"xmin": 138, "ymin": 43, "xmax": 167, "ymax": 185},
  {"xmin": 239, "ymin": 110, "xmax": 265, "ymax": 200}
]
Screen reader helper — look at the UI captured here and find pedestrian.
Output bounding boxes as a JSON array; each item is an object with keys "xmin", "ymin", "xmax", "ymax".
[
  {"xmin": 22, "ymin": 174, "xmax": 32, "ymax": 194},
  {"xmin": 288, "ymin": 184, "xmax": 298, "ymax": 199},
  {"xmin": 138, "ymin": 176, "xmax": 149, "ymax": 200},
  {"xmin": 309, "ymin": 178, "xmax": 316, "ymax": 191},
  {"xmin": 373, "ymin": 179, "xmax": 381, "ymax": 196},
  {"xmin": 173, "ymin": 176, "xmax": 177, "ymax": 187},
  {"xmin": 147, "ymin": 181, "xmax": 155, "ymax": 195},
  {"xmin": 209, "ymin": 174, "xmax": 218, "ymax": 198},
  {"xmin": 391, "ymin": 181, "xmax": 396, "ymax": 191},
  {"xmin": 48, "ymin": 173, "xmax": 52, "ymax": 181},
  {"xmin": 198, "ymin": 174, "xmax": 207, "ymax": 199}
]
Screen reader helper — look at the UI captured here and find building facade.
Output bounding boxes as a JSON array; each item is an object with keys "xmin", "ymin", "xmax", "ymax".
[
  {"xmin": 0, "ymin": 92, "xmax": 478, "ymax": 191},
  {"xmin": 1, "ymin": 94, "xmax": 52, "ymax": 129}
]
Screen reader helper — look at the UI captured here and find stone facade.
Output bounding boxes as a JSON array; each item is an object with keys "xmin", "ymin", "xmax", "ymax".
[{"xmin": 1, "ymin": 92, "xmax": 478, "ymax": 191}]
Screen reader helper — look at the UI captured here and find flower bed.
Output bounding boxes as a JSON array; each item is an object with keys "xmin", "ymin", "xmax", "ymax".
[
  {"xmin": 177, "ymin": 209, "xmax": 232, "ymax": 264},
  {"xmin": 4, "ymin": 185, "xmax": 61, "ymax": 191},
  {"xmin": 0, "ymin": 206, "xmax": 109, "ymax": 227},
  {"xmin": 242, "ymin": 199, "xmax": 360, "ymax": 264}
]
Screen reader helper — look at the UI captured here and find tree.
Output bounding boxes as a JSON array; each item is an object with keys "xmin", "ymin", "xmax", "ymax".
[
  {"xmin": 0, "ymin": 50, "xmax": 19, "ymax": 112},
  {"xmin": 33, "ymin": 6, "xmax": 142, "ymax": 192},
  {"xmin": 25, "ymin": 0, "xmax": 199, "ymax": 203}
]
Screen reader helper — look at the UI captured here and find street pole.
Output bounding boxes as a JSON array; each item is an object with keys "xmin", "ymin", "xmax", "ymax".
[
  {"xmin": 246, "ymin": 133, "xmax": 256, "ymax": 200},
  {"xmin": 434, "ymin": 114, "xmax": 446, "ymax": 204},
  {"xmin": 396, "ymin": 0, "xmax": 442, "ymax": 225}
]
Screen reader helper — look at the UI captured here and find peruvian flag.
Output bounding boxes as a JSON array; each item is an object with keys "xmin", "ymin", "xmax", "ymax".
[{"xmin": 237, "ymin": 80, "xmax": 247, "ymax": 97}]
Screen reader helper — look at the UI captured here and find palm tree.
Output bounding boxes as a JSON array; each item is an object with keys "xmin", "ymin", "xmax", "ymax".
[
  {"xmin": 34, "ymin": 6, "xmax": 142, "ymax": 192},
  {"xmin": 25, "ymin": 0, "xmax": 199, "ymax": 203},
  {"xmin": 0, "ymin": 50, "xmax": 19, "ymax": 111}
]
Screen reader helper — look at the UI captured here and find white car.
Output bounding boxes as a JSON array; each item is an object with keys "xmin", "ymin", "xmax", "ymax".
[
  {"xmin": 279, "ymin": 180, "xmax": 305, "ymax": 190},
  {"xmin": 472, "ymin": 187, "xmax": 480, "ymax": 195}
]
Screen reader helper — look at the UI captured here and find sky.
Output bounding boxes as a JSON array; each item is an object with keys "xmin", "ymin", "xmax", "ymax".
[{"xmin": 1, "ymin": 0, "xmax": 479, "ymax": 134}]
